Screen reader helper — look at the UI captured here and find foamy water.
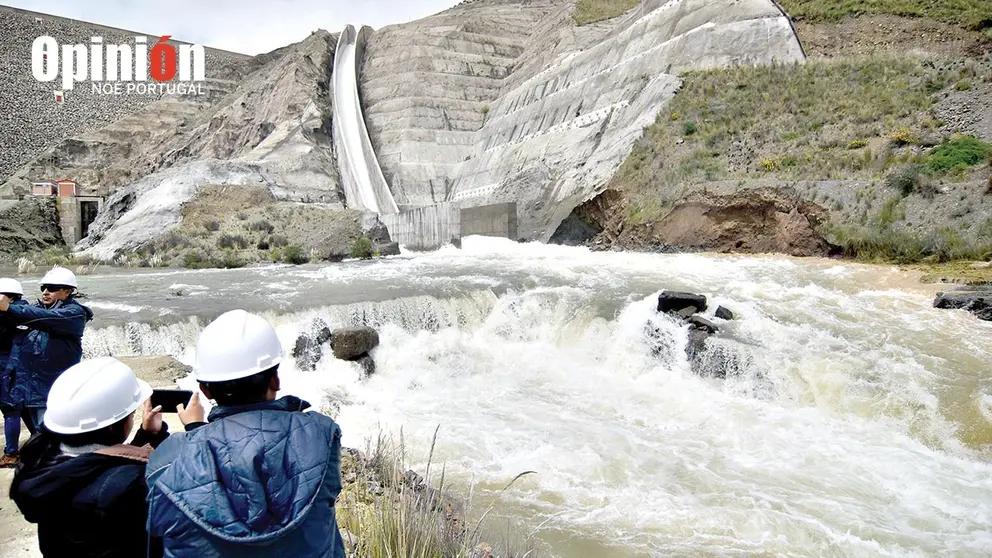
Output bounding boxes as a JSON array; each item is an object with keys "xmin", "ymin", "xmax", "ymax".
[{"xmin": 76, "ymin": 237, "xmax": 992, "ymax": 557}]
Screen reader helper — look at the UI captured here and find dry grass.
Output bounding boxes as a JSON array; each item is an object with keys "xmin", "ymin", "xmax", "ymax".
[
  {"xmin": 777, "ymin": 0, "xmax": 992, "ymax": 32},
  {"xmin": 909, "ymin": 260, "xmax": 992, "ymax": 285},
  {"xmin": 572, "ymin": 0, "xmax": 640, "ymax": 25},
  {"xmin": 336, "ymin": 429, "xmax": 541, "ymax": 558},
  {"xmin": 609, "ymin": 55, "xmax": 991, "ymax": 224}
]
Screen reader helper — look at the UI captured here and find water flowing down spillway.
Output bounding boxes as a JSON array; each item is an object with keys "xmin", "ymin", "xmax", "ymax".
[{"xmin": 45, "ymin": 238, "xmax": 992, "ymax": 557}]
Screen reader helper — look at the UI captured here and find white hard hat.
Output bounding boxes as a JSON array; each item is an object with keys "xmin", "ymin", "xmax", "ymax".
[
  {"xmin": 44, "ymin": 357, "xmax": 152, "ymax": 435},
  {"xmin": 194, "ymin": 309, "xmax": 284, "ymax": 382},
  {"xmin": 0, "ymin": 278, "xmax": 23, "ymax": 295},
  {"xmin": 41, "ymin": 266, "xmax": 78, "ymax": 289}
]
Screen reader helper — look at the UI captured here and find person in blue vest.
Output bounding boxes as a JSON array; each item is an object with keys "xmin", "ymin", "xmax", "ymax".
[
  {"xmin": 0, "ymin": 266, "xmax": 93, "ymax": 435},
  {"xmin": 0, "ymin": 277, "xmax": 30, "ymax": 468},
  {"xmin": 145, "ymin": 309, "xmax": 347, "ymax": 558}
]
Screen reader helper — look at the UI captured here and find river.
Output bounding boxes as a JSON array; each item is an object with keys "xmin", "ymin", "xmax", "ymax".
[{"xmin": 7, "ymin": 236, "xmax": 991, "ymax": 557}]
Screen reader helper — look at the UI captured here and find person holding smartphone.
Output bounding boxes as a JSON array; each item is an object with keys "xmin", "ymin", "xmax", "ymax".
[
  {"xmin": 0, "ymin": 266, "xmax": 93, "ymax": 433},
  {"xmin": 0, "ymin": 278, "xmax": 29, "ymax": 468},
  {"xmin": 9, "ymin": 356, "xmax": 205, "ymax": 558},
  {"xmin": 145, "ymin": 309, "xmax": 347, "ymax": 558}
]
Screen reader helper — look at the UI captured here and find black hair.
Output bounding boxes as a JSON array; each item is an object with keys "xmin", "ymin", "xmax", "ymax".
[
  {"xmin": 200, "ymin": 365, "xmax": 278, "ymax": 406},
  {"xmin": 1, "ymin": 293, "xmax": 21, "ymax": 301},
  {"xmin": 12, "ymin": 418, "xmax": 131, "ymax": 478}
]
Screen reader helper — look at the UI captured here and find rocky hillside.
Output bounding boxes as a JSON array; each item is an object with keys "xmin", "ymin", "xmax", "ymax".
[
  {"xmin": 0, "ymin": 197, "xmax": 64, "ymax": 261},
  {"xmin": 68, "ymin": 30, "xmax": 353, "ymax": 261},
  {"xmin": 0, "ymin": 7, "xmax": 384, "ymax": 265},
  {"xmin": 555, "ymin": 0, "xmax": 992, "ymax": 262},
  {"xmin": 0, "ymin": 5, "xmax": 255, "ymax": 192}
]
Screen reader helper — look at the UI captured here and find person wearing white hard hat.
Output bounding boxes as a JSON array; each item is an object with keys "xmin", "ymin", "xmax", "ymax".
[
  {"xmin": 146, "ymin": 309, "xmax": 347, "ymax": 558},
  {"xmin": 0, "ymin": 266, "xmax": 93, "ymax": 434},
  {"xmin": 0, "ymin": 277, "xmax": 29, "ymax": 467},
  {"xmin": 9, "ymin": 356, "xmax": 173, "ymax": 558}
]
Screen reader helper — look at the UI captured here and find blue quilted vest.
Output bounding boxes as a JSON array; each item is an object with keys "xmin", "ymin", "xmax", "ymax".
[{"xmin": 145, "ymin": 396, "xmax": 346, "ymax": 558}]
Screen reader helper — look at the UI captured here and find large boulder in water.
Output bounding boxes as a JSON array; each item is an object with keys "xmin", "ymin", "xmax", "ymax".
[
  {"xmin": 293, "ymin": 319, "xmax": 332, "ymax": 371},
  {"xmin": 657, "ymin": 291, "xmax": 708, "ymax": 313},
  {"xmin": 332, "ymin": 326, "xmax": 380, "ymax": 360},
  {"xmin": 934, "ymin": 287, "xmax": 992, "ymax": 321}
]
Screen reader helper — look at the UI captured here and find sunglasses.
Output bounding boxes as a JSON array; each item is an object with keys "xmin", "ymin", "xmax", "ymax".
[{"xmin": 40, "ymin": 285, "xmax": 71, "ymax": 293}]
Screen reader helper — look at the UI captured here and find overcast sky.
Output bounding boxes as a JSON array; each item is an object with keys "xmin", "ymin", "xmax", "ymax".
[{"xmin": 5, "ymin": 0, "xmax": 461, "ymax": 54}]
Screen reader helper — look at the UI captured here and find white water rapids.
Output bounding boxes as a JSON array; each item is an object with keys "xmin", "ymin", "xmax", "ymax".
[{"xmin": 68, "ymin": 237, "xmax": 991, "ymax": 557}]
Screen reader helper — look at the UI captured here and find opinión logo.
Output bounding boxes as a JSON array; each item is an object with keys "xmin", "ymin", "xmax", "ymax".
[{"xmin": 32, "ymin": 35, "xmax": 208, "ymax": 96}]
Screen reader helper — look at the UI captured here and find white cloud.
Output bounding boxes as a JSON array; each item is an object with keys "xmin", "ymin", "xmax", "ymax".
[{"xmin": 7, "ymin": 0, "xmax": 461, "ymax": 54}]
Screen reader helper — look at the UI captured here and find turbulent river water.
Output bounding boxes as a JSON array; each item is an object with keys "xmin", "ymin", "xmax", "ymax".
[{"xmin": 8, "ymin": 237, "xmax": 992, "ymax": 557}]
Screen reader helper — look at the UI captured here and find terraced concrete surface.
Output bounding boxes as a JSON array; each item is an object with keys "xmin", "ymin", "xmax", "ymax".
[{"xmin": 361, "ymin": 0, "xmax": 806, "ymax": 240}]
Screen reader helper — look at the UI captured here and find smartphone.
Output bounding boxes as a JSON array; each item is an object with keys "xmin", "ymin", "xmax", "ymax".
[{"xmin": 150, "ymin": 389, "xmax": 194, "ymax": 413}]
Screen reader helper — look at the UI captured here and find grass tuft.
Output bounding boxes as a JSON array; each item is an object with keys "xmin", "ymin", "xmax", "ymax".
[
  {"xmin": 777, "ymin": 0, "xmax": 992, "ymax": 31},
  {"xmin": 337, "ymin": 428, "xmax": 541, "ymax": 558},
  {"xmin": 572, "ymin": 0, "xmax": 640, "ymax": 25}
]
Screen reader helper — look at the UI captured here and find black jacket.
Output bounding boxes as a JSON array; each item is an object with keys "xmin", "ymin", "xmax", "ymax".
[{"xmin": 9, "ymin": 426, "xmax": 169, "ymax": 558}]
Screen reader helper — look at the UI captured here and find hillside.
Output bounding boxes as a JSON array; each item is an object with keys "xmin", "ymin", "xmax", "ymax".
[
  {"xmin": 2, "ymin": 0, "xmax": 991, "ymax": 269},
  {"xmin": 361, "ymin": 0, "xmax": 805, "ymax": 239},
  {"xmin": 0, "ymin": 6, "xmax": 255, "ymax": 191},
  {"xmin": 557, "ymin": 0, "xmax": 992, "ymax": 263}
]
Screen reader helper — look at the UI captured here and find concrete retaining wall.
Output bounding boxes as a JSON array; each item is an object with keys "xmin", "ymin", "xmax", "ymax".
[
  {"xmin": 58, "ymin": 196, "xmax": 103, "ymax": 245},
  {"xmin": 382, "ymin": 201, "xmax": 519, "ymax": 250},
  {"xmin": 381, "ymin": 202, "xmax": 459, "ymax": 250},
  {"xmin": 461, "ymin": 202, "xmax": 517, "ymax": 240}
]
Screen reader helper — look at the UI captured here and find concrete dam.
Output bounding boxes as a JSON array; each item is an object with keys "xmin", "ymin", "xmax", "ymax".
[{"xmin": 341, "ymin": 0, "xmax": 805, "ymax": 249}]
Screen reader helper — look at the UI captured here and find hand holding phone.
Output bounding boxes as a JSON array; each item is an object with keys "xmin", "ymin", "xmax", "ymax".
[
  {"xmin": 177, "ymin": 391, "xmax": 206, "ymax": 425},
  {"xmin": 150, "ymin": 389, "xmax": 194, "ymax": 413}
]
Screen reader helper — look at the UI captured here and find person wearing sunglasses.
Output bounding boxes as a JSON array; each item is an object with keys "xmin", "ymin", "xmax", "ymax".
[{"xmin": 0, "ymin": 266, "xmax": 93, "ymax": 438}]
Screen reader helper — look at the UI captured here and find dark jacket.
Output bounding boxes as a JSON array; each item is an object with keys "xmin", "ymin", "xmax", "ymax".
[
  {"xmin": 146, "ymin": 396, "xmax": 346, "ymax": 558},
  {"xmin": 9, "ymin": 426, "xmax": 169, "ymax": 558},
  {"xmin": 4, "ymin": 297, "xmax": 93, "ymax": 407},
  {"xmin": 0, "ymin": 299, "xmax": 29, "ymax": 407}
]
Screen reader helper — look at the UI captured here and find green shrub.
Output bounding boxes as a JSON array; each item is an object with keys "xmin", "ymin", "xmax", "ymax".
[
  {"xmin": 282, "ymin": 244, "xmax": 308, "ymax": 265},
  {"xmin": 955, "ymin": 80, "xmax": 972, "ymax": 91},
  {"xmin": 219, "ymin": 251, "xmax": 245, "ymax": 269},
  {"xmin": 217, "ymin": 234, "xmax": 249, "ymax": 249},
  {"xmin": 248, "ymin": 220, "xmax": 275, "ymax": 233},
  {"xmin": 182, "ymin": 249, "xmax": 208, "ymax": 269},
  {"xmin": 349, "ymin": 236, "xmax": 375, "ymax": 259},
  {"xmin": 926, "ymin": 135, "xmax": 992, "ymax": 175},
  {"xmin": 683, "ymin": 121, "xmax": 697, "ymax": 136},
  {"xmin": 885, "ymin": 164, "xmax": 930, "ymax": 197}
]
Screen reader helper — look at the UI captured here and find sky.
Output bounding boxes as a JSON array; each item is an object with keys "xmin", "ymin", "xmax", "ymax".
[{"xmin": 5, "ymin": 0, "xmax": 462, "ymax": 54}]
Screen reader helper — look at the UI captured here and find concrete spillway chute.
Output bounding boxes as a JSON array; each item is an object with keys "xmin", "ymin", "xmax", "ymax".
[{"xmin": 332, "ymin": 24, "xmax": 398, "ymax": 215}]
